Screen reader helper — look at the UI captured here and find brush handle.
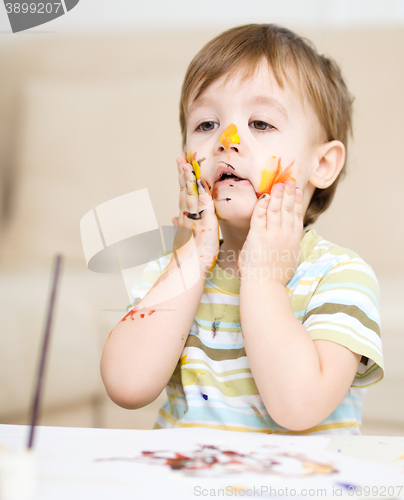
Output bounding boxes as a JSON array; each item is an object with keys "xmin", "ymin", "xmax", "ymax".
[{"xmin": 27, "ymin": 254, "xmax": 63, "ymax": 449}]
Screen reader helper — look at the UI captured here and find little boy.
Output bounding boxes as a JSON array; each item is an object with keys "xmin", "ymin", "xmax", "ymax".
[{"xmin": 101, "ymin": 24, "xmax": 384, "ymax": 434}]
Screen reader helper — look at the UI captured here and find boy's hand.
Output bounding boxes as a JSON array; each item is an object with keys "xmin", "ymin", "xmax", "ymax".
[
  {"xmin": 237, "ymin": 179, "xmax": 303, "ymax": 286},
  {"xmin": 171, "ymin": 156, "xmax": 220, "ymax": 276}
]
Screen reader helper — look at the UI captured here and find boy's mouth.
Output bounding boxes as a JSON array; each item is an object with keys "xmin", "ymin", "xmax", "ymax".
[{"xmin": 213, "ymin": 163, "xmax": 250, "ymax": 186}]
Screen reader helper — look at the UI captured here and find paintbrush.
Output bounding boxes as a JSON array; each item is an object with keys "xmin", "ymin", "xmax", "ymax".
[{"xmin": 27, "ymin": 254, "xmax": 63, "ymax": 449}]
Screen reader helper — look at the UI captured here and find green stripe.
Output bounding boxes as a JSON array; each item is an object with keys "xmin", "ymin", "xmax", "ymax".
[
  {"xmin": 195, "ymin": 302, "xmax": 240, "ymax": 327},
  {"xmin": 181, "ymin": 368, "xmax": 259, "ymax": 397},
  {"xmin": 304, "ymin": 303, "xmax": 380, "ymax": 337},
  {"xmin": 181, "ymin": 358, "xmax": 252, "ymax": 378},
  {"xmin": 186, "ymin": 334, "xmax": 246, "ymax": 361}
]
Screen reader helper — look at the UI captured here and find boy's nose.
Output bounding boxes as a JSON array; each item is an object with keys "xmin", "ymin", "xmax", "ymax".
[{"xmin": 218, "ymin": 123, "xmax": 241, "ymax": 153}]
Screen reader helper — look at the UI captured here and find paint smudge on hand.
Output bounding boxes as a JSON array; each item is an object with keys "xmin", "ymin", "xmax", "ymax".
[
  {"xmin": 220, "ymin": 123, "xmax": 240, "ymax": 150},
  {"xmin": 187, "ymin": 151, "xmax": 201, "ymax": 180},
  {"xmin": 184, "ymin": 152, "xmax": 220, "ymax": 273},
  {"xmin": 257, "ymin": 156, "xmax": 295, "ymax": 198}
]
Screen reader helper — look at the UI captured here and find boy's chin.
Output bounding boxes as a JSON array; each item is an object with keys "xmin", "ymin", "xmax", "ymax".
[{"xmin": 214, "ymin": 202, "xmax": 255, "ymax": 225}]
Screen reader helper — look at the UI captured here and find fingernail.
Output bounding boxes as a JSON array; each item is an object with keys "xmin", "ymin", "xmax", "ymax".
[{"xmin": 198, "ymin": 179, "xmax": 208, "ymax": 192}]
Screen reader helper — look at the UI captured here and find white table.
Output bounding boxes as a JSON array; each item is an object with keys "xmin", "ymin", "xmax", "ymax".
[{"xmin": 0, "ymin": 425, "xmax": 403, "ymax": 499}]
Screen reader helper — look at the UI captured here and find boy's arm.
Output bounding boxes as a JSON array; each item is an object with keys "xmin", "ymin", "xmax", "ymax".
[
  {"xmin": 239, "ymin": 278, "xmax": 361, "ymax": 431},
  {"xmin": 100, "ymin": 243, "xmax": 207, "ymax": 410},
  {"xmin": 238, "ymin": 181, "xmax": 363, "ymax": 431},
  {"xmin": 101, "ymin": 155, "xmax": 220, "ymax": 410}
]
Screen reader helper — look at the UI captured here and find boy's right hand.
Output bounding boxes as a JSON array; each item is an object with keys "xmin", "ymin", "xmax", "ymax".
[{"xmin": 171, "ymin": 156, "xmax": 220, "ymax": 276}]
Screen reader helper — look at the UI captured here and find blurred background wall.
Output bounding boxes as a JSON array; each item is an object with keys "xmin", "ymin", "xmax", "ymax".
[
  {"xmin": 0, "ymin": 0, "xmax": 403, "ymax": 434},
  {"xmin": 2, "ymin": 0, "xmax": 404, "ymax": 34}
]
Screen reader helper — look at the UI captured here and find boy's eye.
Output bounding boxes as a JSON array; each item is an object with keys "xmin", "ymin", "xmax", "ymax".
[
  {"xmin": 197, "ymin": 122, "xmax": 218, "ymax": 132},
  {"xmin": 250, "ymin": 120, "xmax": 274, "ymax": 131}
]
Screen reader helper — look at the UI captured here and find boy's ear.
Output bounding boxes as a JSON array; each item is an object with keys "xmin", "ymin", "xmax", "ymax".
[{"xmin": 310, "ymin": 140, "xmax": 345, "ymax": 189}]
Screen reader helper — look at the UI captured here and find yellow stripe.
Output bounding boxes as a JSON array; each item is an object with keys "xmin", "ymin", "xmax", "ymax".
[
  {"xmin": 272, "ymin": 421, "xmax": 359, "ymax": 435},
  {"xmin": 203, "ymin": 286, "xmax": 238, "ymax": 296},
  {"xmin": 181, "ymin": 359, "xmax": 251, "ymax": 377},
  {"xmin": 158, "ymin": 408, "xmax": 359, "ymax": 435},
  {"xmin": 158, "ymin": 408, "xmax": 271, "ymax": 433}
]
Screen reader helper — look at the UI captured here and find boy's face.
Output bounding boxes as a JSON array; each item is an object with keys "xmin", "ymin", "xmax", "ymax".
[{"xmin": 185, "ymin": 62, "xmax": 324, "ymax": 226}]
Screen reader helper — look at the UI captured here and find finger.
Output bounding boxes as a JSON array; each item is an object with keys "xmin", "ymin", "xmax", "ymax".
[
  {"xmin": 172, "ymin": 217, "xmax": 179, "ymax": 226},
  {"xmin": 281, "ymin": 178, "xmax": 297, "ymax": 229},
  {"xmin": 177, "ymin": 157, "xmax": 188, "ymax": 214},
  {"xmin": 195, "ymin": 179, "xmax": 215, "ymax": 219},
  {"xmin": 293, "ymin": 187, "xmax": 304, "ymax": 234},
  {"xmin": 250, "ymin": 193, "xmax": 271, "ymax": 231},
  {"xmin": 267, "ymin": 182, "xmax": 284, "ymax": 227},
  {"xmin": 184, "ymin": 163, "xmax": 199, "ymax": 218}
]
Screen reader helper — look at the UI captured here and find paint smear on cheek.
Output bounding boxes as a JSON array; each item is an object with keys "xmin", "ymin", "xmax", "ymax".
[{"xmin": 257, "ymin": 156, "xmax": 295, "ymax": 198}]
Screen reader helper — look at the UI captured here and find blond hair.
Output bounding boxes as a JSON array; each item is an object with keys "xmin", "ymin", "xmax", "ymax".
[{"xmin": 179, "ymin": 24, "xmax": 354, "ymax": 227}]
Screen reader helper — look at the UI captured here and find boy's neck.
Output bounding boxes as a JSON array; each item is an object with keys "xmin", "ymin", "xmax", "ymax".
[
  {"xmin": 217, "ymin": 221, "xmax": 308, "ymax": 277},
  {"xmin": 217, "ymin": 221, "xmax": 249, "ymax": 277}
]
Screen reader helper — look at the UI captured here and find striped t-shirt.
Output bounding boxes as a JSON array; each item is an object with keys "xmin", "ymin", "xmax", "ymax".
[{"xmin": 129, "ymin": 229, "xmax": 384, "ymax": 435}]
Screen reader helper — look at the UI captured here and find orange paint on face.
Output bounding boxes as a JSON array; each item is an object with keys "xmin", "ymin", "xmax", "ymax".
[
  {"xmin": 219, "ymin": 124, "xmax": 240, "ymax": 149},
  {"xmin": 257, "ymin": 157, "xmax": 295, "ymax": 198}
]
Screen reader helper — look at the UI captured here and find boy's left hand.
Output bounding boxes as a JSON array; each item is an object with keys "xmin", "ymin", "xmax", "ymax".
[{"xmin": 237, "ymin": 179, "xmax": 303, "ymax": 286}]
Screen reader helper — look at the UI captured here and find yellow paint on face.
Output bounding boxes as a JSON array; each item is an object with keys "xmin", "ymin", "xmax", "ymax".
[
  {"xmin": 219, "ymin": 123, "xmax": 240, "ymax": 149},
  {"xmin": 187, "ymin": 151, "xmax": 201, "ymax": 180},
  {"xmin": 257, "ymin": 156, "xmax": 295, "ymax": 198}
]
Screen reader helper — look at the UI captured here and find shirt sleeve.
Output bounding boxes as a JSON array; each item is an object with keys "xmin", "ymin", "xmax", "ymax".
[{"xmin": 302, "ymin": 255, "xmax": 384, "ymax": 388}]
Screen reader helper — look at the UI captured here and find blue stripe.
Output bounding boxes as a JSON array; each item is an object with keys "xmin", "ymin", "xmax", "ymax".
[
  {"xmin": 175, "ymin": 404, "xmax": 272, "ymax": 429},
  {"xmin": 195, "ymin": 318, "xmax": 241, "ymax": 329},
  {"xmin": 184, "ymin": 395, "xmax": 267, "ymax": 412},
  {"xmin": 318, "ymin": 283, "xmax": 378, "ymax": 306}
]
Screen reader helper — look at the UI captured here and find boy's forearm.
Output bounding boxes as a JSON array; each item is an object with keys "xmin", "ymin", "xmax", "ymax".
[
  {"xmin": 239, "ymin": 277, "xmax": 324, "ymax": 429},
  {"xmin": 101, "ymin": 248, "xmax": 207, "ymax": 409}
]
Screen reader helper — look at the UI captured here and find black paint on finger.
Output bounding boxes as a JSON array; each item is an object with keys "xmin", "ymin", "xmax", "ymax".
[{"xmin": 183, "ymin": 211, "xmax": 202, "ymax": 220}]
